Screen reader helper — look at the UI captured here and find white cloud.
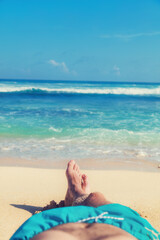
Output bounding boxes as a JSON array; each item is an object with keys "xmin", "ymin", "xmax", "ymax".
[
  {"xmin": 49, "ymin": 59, "xmax": 69, "ymax": 73},
  {"xmin": 113, "ymin": 65, "xmax": 120, "ymax": 76},
  {"xmin": 61, "ymin": 62, "xmax": 69, "ymax": 73},
  {"xmin": 49, "ymin": 59, "xmax": 59, "ymax": 67},
  {"xmin": 101, "ymin": 31, "xmax": 160, "ymax": 40}
]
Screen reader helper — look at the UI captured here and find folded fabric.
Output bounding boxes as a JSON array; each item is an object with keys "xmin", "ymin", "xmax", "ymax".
[{"xmin": 10, "ymin": 203, "xmax": 160, "ymax": 240}]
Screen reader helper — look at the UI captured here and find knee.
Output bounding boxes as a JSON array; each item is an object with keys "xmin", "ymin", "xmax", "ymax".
[
  {"xmin": 84, "ymin": 192, "xmax": 109, "ymax": 207},
  {"xmin": 88, "ymin": 192, "xmax": 104, "ymax": 200}
]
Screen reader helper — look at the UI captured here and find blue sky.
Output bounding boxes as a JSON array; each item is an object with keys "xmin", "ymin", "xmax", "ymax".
[{"xmin": 0, "ymin": 0, "xmax": 160, "ymax": 82}]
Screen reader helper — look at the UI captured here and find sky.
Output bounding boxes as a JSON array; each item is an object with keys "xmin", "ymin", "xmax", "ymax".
[{"xmin": 0, "ymin": 0, "xmax": 160, "ymax": 82}]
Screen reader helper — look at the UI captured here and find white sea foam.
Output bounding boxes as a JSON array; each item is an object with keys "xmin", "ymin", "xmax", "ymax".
[
  {"xmin": 0, "ymin": 136, "xmax": 160, "ymax": 163},
  {"xmin": 49, "ymin": 127, "xmax": 62, "ymax": 132},
  {"xmin": 1, "ymin": 147, "xmax": 11, "ymax": 151},
  {"xmin": 1, "ymin": 86, "xmax": 160, "ymax": 96}
]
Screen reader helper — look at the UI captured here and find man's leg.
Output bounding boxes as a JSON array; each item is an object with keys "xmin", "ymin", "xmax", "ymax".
[
  {"xmin": 31, "ymin": 161, "xmax": 137, "ymax": 240},
  {"xmin": 79, "ymin": 192, "xmax": 112, "ymax": 207},
  {"xmin": 65, "ymin": 160, "xmax": 112, "ymax": 207}
]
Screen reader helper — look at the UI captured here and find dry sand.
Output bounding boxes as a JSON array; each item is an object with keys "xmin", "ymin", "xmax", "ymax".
[{"xmin": 0, "ymin": 166, "xmax": 160, "ymax": 240}]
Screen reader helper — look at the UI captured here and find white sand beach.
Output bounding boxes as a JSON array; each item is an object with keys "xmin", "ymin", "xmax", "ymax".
[{"xmin": 0, "ymin": 165, "xmax": 160, "ymax": 240}]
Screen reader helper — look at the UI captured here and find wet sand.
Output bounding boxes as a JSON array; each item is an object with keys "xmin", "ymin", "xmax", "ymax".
[{"xmin": 0, "ymin": 165, "xmax": 160, "ymax": 239}]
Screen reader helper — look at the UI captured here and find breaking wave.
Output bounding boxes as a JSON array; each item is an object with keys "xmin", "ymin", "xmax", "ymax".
[{"xmin": 1, "ymin": 86, "xmax": 160, "ymax": 96}]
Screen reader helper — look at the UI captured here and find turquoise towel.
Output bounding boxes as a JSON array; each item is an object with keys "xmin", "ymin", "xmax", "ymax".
[{"xmin": 10, "ymin": 203, "xmax": 160, "ymax": 240}]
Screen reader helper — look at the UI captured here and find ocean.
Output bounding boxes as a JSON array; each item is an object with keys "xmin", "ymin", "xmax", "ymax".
[{"xmin": 0, "ymin": 79, "xmax": 160, "ymax": 168}]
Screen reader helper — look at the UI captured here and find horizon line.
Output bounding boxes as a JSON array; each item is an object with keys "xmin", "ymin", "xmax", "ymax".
[{"xmin": 0, "ymin": 78, "xmax": 160, "ymax": 84}]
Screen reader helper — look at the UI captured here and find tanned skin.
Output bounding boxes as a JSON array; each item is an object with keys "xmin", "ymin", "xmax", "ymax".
[{"xmin": 32, "ymin": 160, "xmax": 137, "ymax": 240}]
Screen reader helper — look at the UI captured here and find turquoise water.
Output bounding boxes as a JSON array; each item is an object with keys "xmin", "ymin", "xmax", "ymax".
[{"xmin": 0, "ymin": 79, "xmax": 160, "ymax": 164}]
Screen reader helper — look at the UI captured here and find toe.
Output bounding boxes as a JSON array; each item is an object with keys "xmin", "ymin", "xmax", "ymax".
[
  {"xmin": 82, "ymin": 174, "xmax": 88, "ymax": 186},
  {"xmin": 66, "ymin": 160, "xmax": 75, "ymax": 175},
  {"xmin": 74, "ymin": 164, "xmax": 79, "ymax": 172},
  {"xmin": 73, "ymin": 163, "xmax": 77, "ymax": 170},
  {"xmin": 82, "ymin": 174, "xmax": 90, "ymax": 194},
  {"xmin": 68, "ymin": 160, "xmax": 75, "ymax": 167}
]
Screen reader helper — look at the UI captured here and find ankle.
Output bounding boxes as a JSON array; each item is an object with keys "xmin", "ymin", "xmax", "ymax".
[{"xmin": 72, "ymin": 194, "xmax": 89, "ymax": 206}]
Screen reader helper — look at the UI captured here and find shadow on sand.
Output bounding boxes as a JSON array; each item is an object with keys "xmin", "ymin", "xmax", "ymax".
[{"xmin": 10, "ymin": 204, "xmax": 43, "ymax": 214}]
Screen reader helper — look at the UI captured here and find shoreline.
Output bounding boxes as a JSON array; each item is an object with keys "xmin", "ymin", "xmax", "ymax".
[
  {"xmin": 0, "ymin": 156, "xmax": 160, "ymax": 172},
  {"xmin": 0, "ymin": 165, "xmax": 160, "ymax": 239}
]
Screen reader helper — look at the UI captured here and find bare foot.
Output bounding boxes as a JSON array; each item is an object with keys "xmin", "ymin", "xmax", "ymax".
[{"xmin": 65, "ymin": 160, "xmax": 90, "ymax": 206}]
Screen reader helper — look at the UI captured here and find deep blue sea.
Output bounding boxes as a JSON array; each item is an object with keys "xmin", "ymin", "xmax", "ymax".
[{"xmin": 0, "ymin": 79, "xmax": 160, "ymax": 166}]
